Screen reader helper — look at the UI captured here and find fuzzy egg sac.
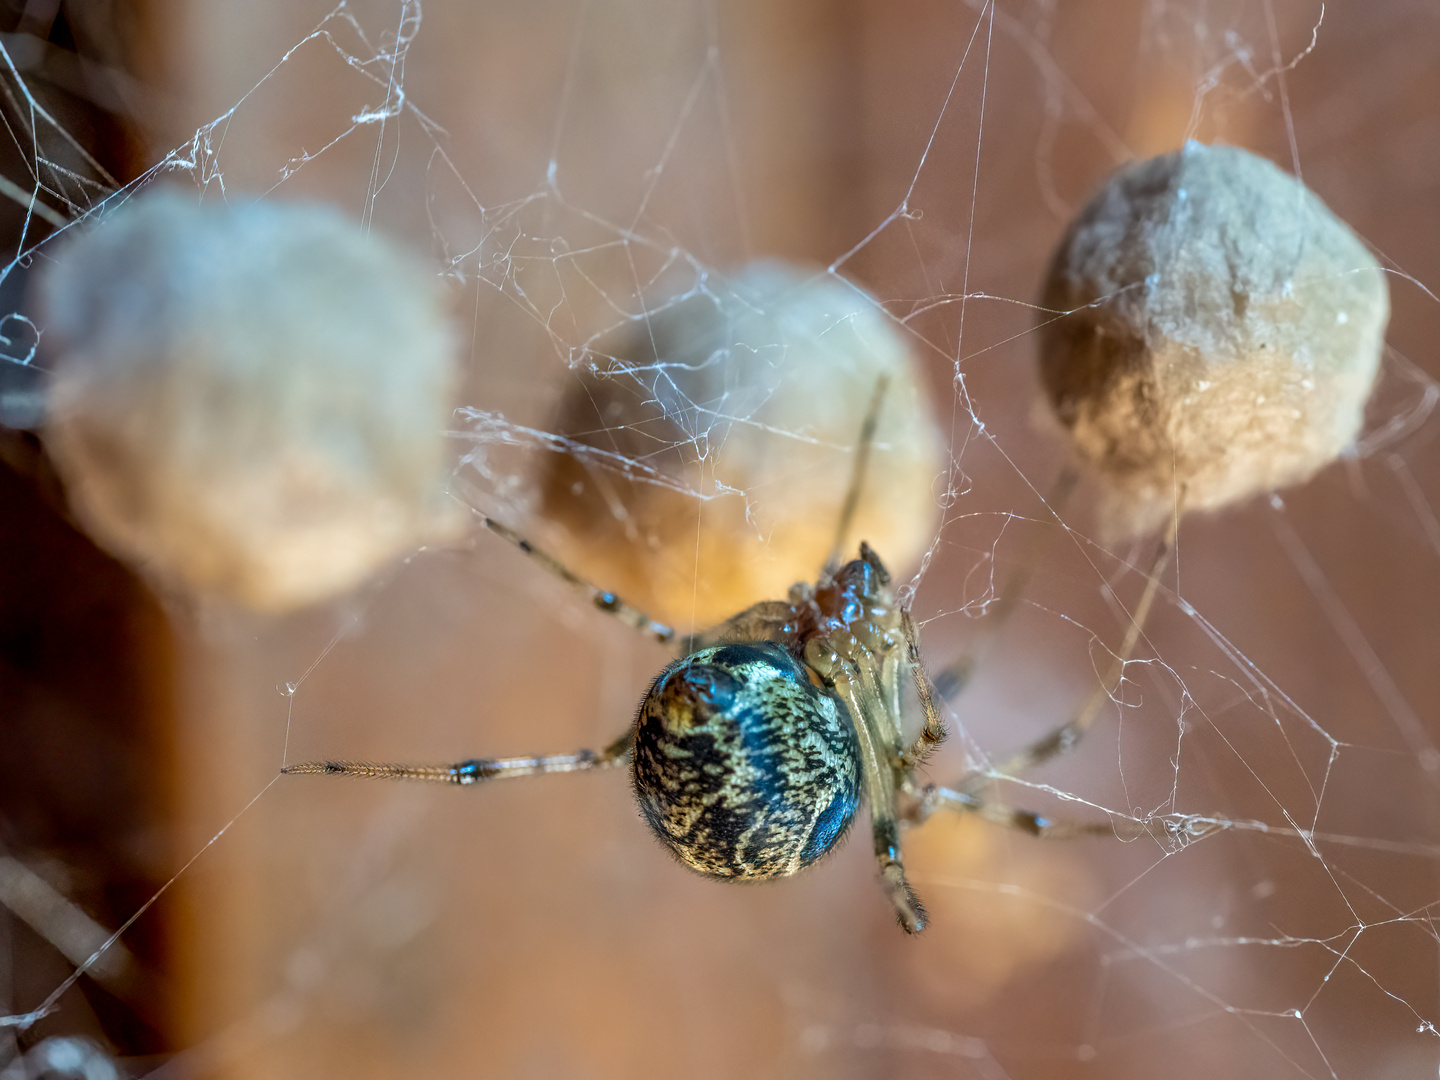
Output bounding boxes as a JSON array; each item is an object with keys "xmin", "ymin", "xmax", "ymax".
[
  {"xmin": 1039, "ymin": 141, "xmax": 1389, "ymax": 535},
  {"xmin": 38, "ymin": 190, "xmax": 461, "ymax": 611},
  {"xmin": 537, "ymin": 261, "xmax": 945, "ymax": 630}
]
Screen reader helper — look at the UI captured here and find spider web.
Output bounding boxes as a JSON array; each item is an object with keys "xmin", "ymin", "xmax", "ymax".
[{"xmin": 4, "ymin": 1, "xmax": 1440, "ymax": 1078}]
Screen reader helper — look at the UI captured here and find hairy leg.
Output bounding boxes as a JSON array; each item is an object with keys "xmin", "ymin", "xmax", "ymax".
[{"xmin": 283, "ymin": 730, "xmax": 635, "ymax": 785}]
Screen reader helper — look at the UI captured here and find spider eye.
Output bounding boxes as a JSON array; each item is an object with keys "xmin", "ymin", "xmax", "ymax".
[{"xmin": 631, "ymin": 642, "xmax": 861, "ymax": 880}]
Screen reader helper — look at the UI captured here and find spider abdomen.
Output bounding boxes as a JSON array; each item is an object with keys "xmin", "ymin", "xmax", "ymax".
[{"xmin": 632, "ymin": 642, "xmax": 861, "ymax": 879}]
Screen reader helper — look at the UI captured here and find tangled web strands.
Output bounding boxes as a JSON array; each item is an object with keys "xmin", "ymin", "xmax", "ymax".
[{"xmin": 4, "ymin": 2, "xmax": 1440, "ymax": 1079}]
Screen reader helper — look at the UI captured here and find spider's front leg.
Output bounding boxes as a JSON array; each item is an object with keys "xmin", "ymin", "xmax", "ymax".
[
  {"xmin": 869, "ymin": 790, "xmax": 928, "ymax": 934},
  {"xmin": 806, "ymin": 639, "xmax": 927, "ymax": 934},
  {"xmin": 482, "ymin": 516, "xmax": 676, "ymax": 645},
  {"xmin": 282, "ymin": 730, "xmax": 635, "ymax": 784},
  {"xmin": 897, "ymin": 608, "xmax": 946, "ymax": 769}
]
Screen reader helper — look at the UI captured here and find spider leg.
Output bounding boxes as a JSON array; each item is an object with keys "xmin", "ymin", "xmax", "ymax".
[
  {"xmin": 482, "ymin": 517, "xmax": 674, "ymax": 644},
  {"xmin": 955, "ymin": 520, "xmax": 1176, "ymax": 797},
  {"xmin": 283, "ymin": 731, "xmax": 635, "ymax": 785},
  {"xmin": 821, "ymin": 655, "xmax": 927, "ymax": 933},
  {"xmin": 909, "ymin": 782, "xmax": 1126, "ymax": 840},
  {"xmin": 892, "ymin": 597, "xmax": 1115, "ymax": 844},
  {"xmin": 682, "ymin": 599, "xmax": 795, "ymax": 653},
  {"xmin": 825, "ymin": 373, "xmax": 889, "ymax": 571},
  {"xmin": 898, "ymin": 608, "xmax": 946, "ymax": 768}
]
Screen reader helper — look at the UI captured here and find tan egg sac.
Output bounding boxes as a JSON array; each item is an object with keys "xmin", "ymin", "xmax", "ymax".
[
  {"xmin": 1040, "ymin": 141, "xmax": 1389, "ymax": 536},
  {"xmin": 39, "ymin": 191, "xmax": 461, "ymax": 612},
  {"xmin": 537, "ymin": 262, "xmax": 945, "ymax": 630}
]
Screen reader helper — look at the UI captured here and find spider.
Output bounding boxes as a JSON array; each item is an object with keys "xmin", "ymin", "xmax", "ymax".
[{"xmin": 283, "ymin": 394, "xmax": 1168, "ymax": 933}]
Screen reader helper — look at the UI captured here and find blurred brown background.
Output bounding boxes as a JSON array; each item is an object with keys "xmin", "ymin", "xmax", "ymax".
[{"xmin": 3, "ymin": 1, "xmax": 1439, "ymax": 1078}]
